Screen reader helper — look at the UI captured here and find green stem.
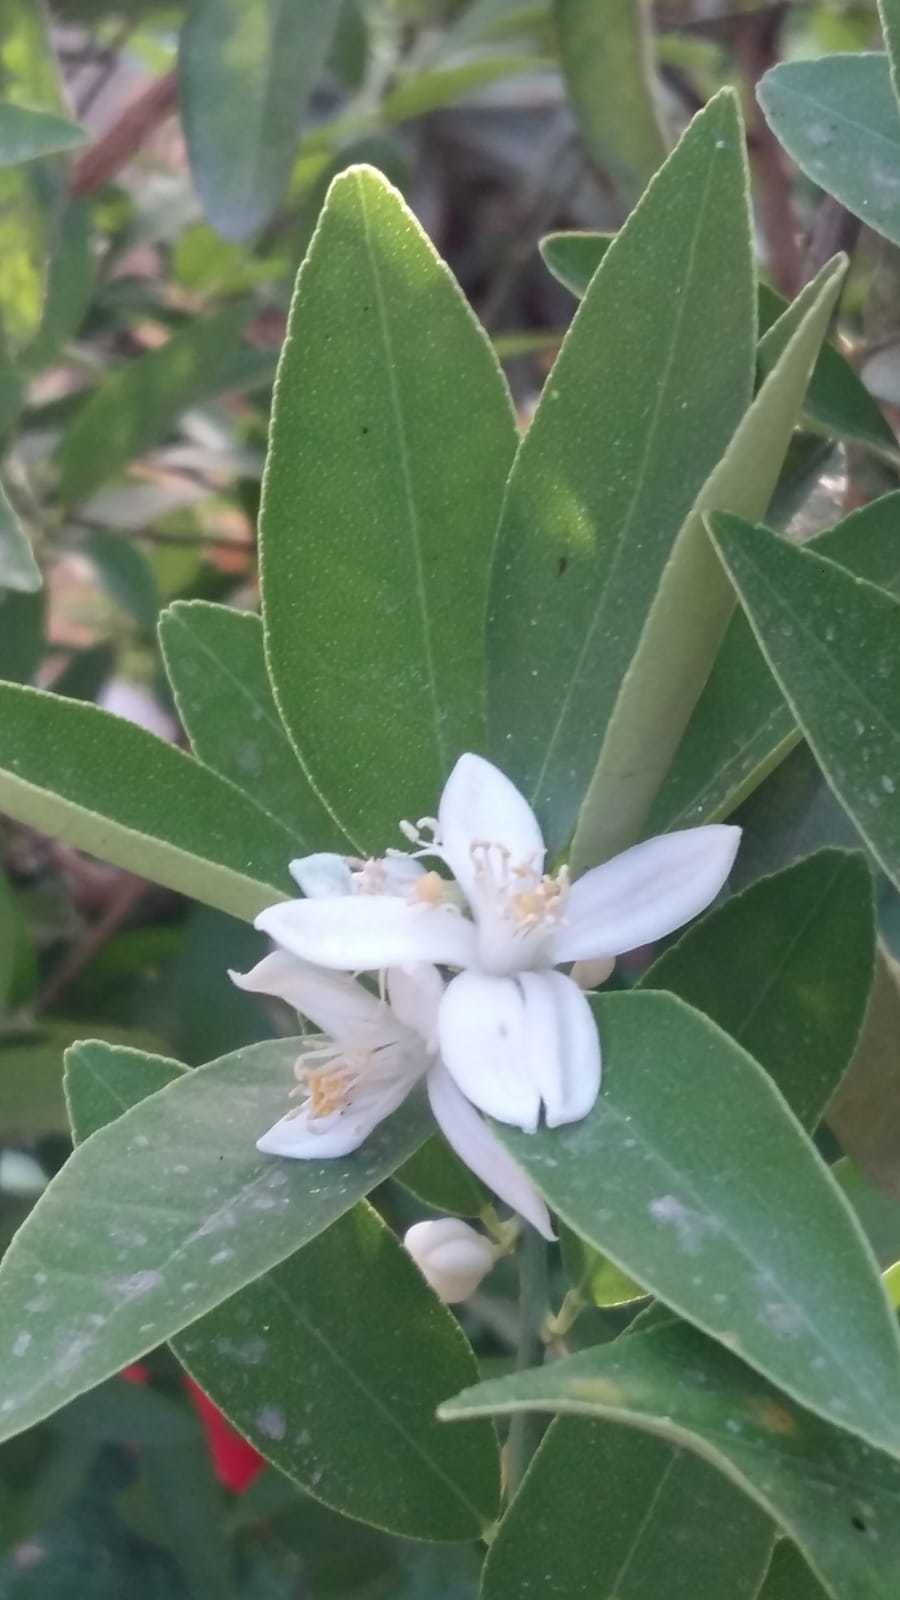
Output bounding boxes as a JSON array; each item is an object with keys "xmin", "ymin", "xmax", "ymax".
[{"xmin": 505, "ymin": 1224, "xmax": 548, "ymax": 1499}]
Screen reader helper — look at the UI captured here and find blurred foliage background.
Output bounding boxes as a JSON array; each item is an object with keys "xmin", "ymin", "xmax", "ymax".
[{"xmin": 0, "ymin": 0, "xmax": 898, "ymax": 1593}]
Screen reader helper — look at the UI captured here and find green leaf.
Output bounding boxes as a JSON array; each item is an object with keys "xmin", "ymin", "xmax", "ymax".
[
  {"xmin": 649, "ymin": 492, "xmax": 900, "ymax": 835},
  {"xmin": 758, "ymin": 1543, "xmax": 829, "ymax": 1600},
  {"xmin": 829, "ymin": 946, "xmax": 900, "ymax": 1201},
  {"xmin": 22, "ymin": 198, "xmax": 94, "ymax": 372},
  {"xmin": 833, "ymin": 1155, "xmax": 900, "ymax": 1268},
  {"xmin": 480, "ymin": 1417, "xmax": 773, "ymax": 1600},
  {"xmin": 0, "ymin": 475, "xmax": 39, "ymax": 591},
  {"xmin": 158, "ymin": 601, "xmax": 348, "ymax": 852},
  {"xmin": 55, "ymin": 305, "xmax": 255, "ymax": 506},
  {"xmin": 1, "ymin": 1026, "xmax": 169, "ymax": 1141},
  {"xmin": 709, "ymin": 512, "xmax": 900, "ymax": 893},
  {"xmin": 382, "ymin": 55, "xmax": 541, "ymax": 124},
  {"xmin": 568, "ymin": 255, "xmax": 844, "ymax": 873},
  {"xmin": 553, "ymin": 0, "xmax": 667, "ymax": 206},
  {"xmin": 0, "ymin": 103, "xmax": 85, "ymax": 165},
  {"xmin": 175, "ymin": 1203, "xmax": 500, "ymax": 1540},
  {"xmin": 84, "ymin": 528, "xmax": 160, "ymax": 635},
  {"xmin": 64, "ymin": 1040, "xmax": 185, "ymax": 1141},
  {"xmin": 0, "ymin": 587, "xmax": 42, "ymax": 682},
  {"xmin": 758, "ymin": 54, "xmax": 900, "ymax": 247},
  {"xmin": 441, "ymin": 1316, "xmax": 900, "ymax": 1600},
  {"xmin": 487, "ymin": 92, "xmax": 755, "ymax": 861},
  {"xmin": 0, "ymin": 1036, "xmax": 430, "ymax": 1442},
  {"xmin": 260, "ymin": 164, "xmax": 517, "ymax": 851},
  {"xmin": 0, "ymin": 683, "xmax": 295, "ymax": 922},
  {"xmin": 541, "ymin": 231, "xmax": 895, "ymax": 460},
  {"xmin": 179, "ymin": 0, "xmax": 341, "ymax": 242},
  {"xmin": 395, "ymin": 1134, "xmax": 488, "ymax": 1218},
  {"xmin": 644, "ymin": 849, "xmax": 875, "ymax": 1132},
  {"xmin": 492, "ymin": 990, "xmax": 900, "ymax": 1455}
]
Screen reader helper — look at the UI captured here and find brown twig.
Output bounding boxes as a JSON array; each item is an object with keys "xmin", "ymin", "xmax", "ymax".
[
  {"xmin": 732, "ymin": 6, "xmax": 803, "ymax": 298},
  {"xmin": 70, "ymin": 70, "xmax": 178, "ymax": 197},
  {"xmin": 35, "ymin": 871, "xmax": 149, "ymax": 1014}
]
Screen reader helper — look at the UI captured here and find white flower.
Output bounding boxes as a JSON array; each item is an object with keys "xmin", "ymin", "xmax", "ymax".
[
  {"xmin": 403, "ymin": 1218, "xmax": 495, "ymax": 1304},
  {"xmin": 255, "ymin": 753, "xmax": 740, "ymax": 1136},
  {"xmin": 230, "ymin": 950, "xmax": 553, "ymax": 1239}
]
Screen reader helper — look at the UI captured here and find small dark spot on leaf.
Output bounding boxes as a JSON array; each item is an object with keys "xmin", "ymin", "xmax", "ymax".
[
  {"xmin": 557, "ymin": 557, "xmax": 568, "ymax": 577},
  {"xmin": 851, "ymin": 1514, "xmax": 868, "ymax": 1533},
  {"xmin": 361, "ymin": 425, "xmax": 369, "ymax": 435}
]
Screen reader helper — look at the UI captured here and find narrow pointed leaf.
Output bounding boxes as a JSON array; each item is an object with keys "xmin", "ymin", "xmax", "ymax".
[
  {"xmin": 261, "ymin": 164, "xmax": 517, "ymax": 851},
  {"xmin": 158, "ymin": 601, "xmax": 349, "ymax": 852},
  {"xmin": 441, "ymin": 1317, "xmax": 900, "ymax": 1600},
  {"xmin": 0, "ymin": 103, "xmax": 85, "ymax": 165},
  {"xmin": 0, "ymin": 477, "xmax": 39, "ymax": 592},
  {"xmin": 569, "ymin": 255, "xmax": 844, "ymax": 871},
  {"xmin": 828, "ymin": 945, "xmax": 900, "ymax": 1200},
  {"xmin": 0, "ymin": 1037, "xmax": 429, "ymax": 1443},
  {"xmin": 709, "ymin": 512, "xmax": 900, "ymax": 893},
  {"xmin": 644, "ymin": 849, "xmax": 875, "ymax": 1131},
  {"xmin": 758, "ymin": 1543, "xmax": 829, "ymax": 1600},
  {"xmin": 555, "ymin": 0, "xmax": 667, "ymax": 206},
  {"xmin": 65, "ymin": 1042, "xmax": 186, "ymax": 1141},
  {"xmin": 649, "ymin": 493, "xmax": 900, "ymax": 834},
  {"xmin": 180, "ymin": 0, "xmax": 341, "ymax": 242},
  {"xmin": 492, "ymin": 990, "xmax": 900, "ymax": 1455},
  {"xmin": 487, "ymin": 92, "xmax": 755, "ymax": 858},
  {"xmin": 0, "ymin": 683, "xmax": 293, "ymax": 920},
  {"xmin": 481, "ymin": 1416, "xmax": 774, "ymax": 1600},
  {"xmin": 176, "ymin": 1204, "xmax": 500, "ymax": 1541},
  {"xmin": 758, "ymin": 54, "xmax": 900, "ymax": 247},
  {"xmin": 56, "ymin": 305, "xmax": 255, "ymax": 505}
]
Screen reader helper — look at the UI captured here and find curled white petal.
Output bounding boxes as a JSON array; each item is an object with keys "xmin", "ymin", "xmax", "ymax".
[
  {"xmin": 427, "ymin": 1064, "xmax": 554, "ymax": 1240},
  {"xmin": 257, "ymin": 1063, "xmax": 415, "ymax": 1160},
  {"xmin": 438, "ymin": 753, "xmax": 545, "ymax": 912},
  {"xmin": 403, "ymin": 1217, "xmax": 495, "ymax": 1304},
  {"xmin": 255, "ymin": 894, "xmax": 477, "ymax": 972},
  {"xmin": 517, "ymin": 971, "xmax": 601, "ymax": 1128},
  {"xmin": 437, "ymin": 971, "xmax": 541, "ymax": 1132},
  {"xmin": 289, "ymin": 853, "xmax": 354, "ymax": 897},
  {"xmin": 386, "ymin": 963, "xmax": 444, "ymax": 1048},
  {"xmin": 553, "ymin": 825, "xmax": 741, "ymax": 962},
  {"xmin": 230, "ymin": 951, "xmax": 390, "ymax": 1041}
]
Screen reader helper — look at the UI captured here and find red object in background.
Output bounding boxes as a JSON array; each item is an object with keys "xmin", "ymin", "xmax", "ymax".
[{"xmin": 120, "ymin": 1364, "xmax": 264, "ymax": 1493}]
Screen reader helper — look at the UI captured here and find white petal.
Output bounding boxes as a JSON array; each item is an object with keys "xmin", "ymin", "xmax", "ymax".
[
  {"xmin": 554, "ymin": 825, "xmax": 741, "ymax": 962},
  {"xmin": 438, "ymin": 971, "xmax": 541, "ymax": 1132},
  {"xmin": 437, "ymin": 753, "xmax": 545, "ymax": 909},
  {"xmin": 257, "ymin": 1068, "xmax": 411, "ymax": 1160},
  {"xmin": 255, "ymin": 894, "xmax": 477, "ymax": 972},
  {"xmin": 386, "ymin": 963, "xmax": 444, "ymax": 1047},
  {"xmin": 517, "ymin": 971, "xmax": 601, "ymax": 1128},
  {"xmin": 230, "ymin": 952, "xmax": 390, "ymax": 1041},
  {"xmin": 427, "ymin": 1064, "xmax": 554, "ymax": 1240},
  {"xmin": 289, "ymin": 853, "xmax": 354, "ymax": 897}
]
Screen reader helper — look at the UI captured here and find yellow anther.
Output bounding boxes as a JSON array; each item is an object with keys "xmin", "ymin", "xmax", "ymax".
[{"xmin": 412, "ymin": 870, "xmax": 448, "ymax": 907}]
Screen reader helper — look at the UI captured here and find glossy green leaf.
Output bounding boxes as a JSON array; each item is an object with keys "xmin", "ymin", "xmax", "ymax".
[
  {"xmin": 833, "ymin": 1155, "xmax": 900, "ymax": 1268},
  {"xmin": 481, "ymin": 1416, "xmax": 773, "ymax": 1600},
  {"xmin": 382, "ymin": 55, "xmax": 540, "ymax": 124},
  {"xmin": 758, "ymin": 54, "xmax": 900, "ymax": 247},
  {"xmin": 55, "ymin": 305, "xmax": 254, "ymax": 505},
  {"xmin": 487, "ymin": 92, "xmax": 755, "ymax": 860},
  {"xmin": 158, "ymin": 601, "xmax": 348, "ymax": 852},
  {"xmin": 1, "ymin": 1026, "xmax": 170, "ymax": 1142},
  {"xmin": 0, "ymin": 103, "xmax": 84, "ymax": 165},
  {"xmin": 85, "ymin": 528, "xmax": 160, "ymax": 635},
  {"xmin": 829, "ymin": 946, "xmax": 900, "ymax": 1201},
  {"xmin": 396, "ymin": 1134, "xmax": 488, "ymax": 1218},
  {"xmin": 0, "ymin": 588, "xmax": 42, "ymax": 683},
  {"xmin": 649, "ymin": 493, "xmax": 900, "ymax": 835},
  {"xmin": 645, "ymin": 849, "xmax": 874, "ymax": 1131},
  {"xmin": 541, "ymin": 231, "xmax": 895, "ymax": 460},
  {"xmin": 0, "ymin": 476, "xmax": 39, "ymax": 592},
  {"xmin": 0, "ymin": 1036, "xmax": 430, "ymax": 1442},
  {"xmin": 709, "ymin": 512, "xmax": 900, "ymax": 893},
  {"xmin": 0, "ymin": 683, "xmax": 294, "ymax": 922},
  {"xmin": 554, "ymin": 0, "xmax": 667, "ymax": 205},
  {"xmin": 22, "ymin": 198, "xmax": 94, "ymax": 372},
  {"xmin": 493, "ymin": 990, "xmax": 900, "ymax": 1454},
  {"xmin": 570, "ymin": 255, "xmax": 844, "ymax": 872},
  {"xmin": 179, "ymin": 0, "xmax": 341, "ymax": 242},
  {"xmin": 176, "ymin": 1203, "xmax": 500, "ymax": 1540},
  {"xmin": 442, "ymin": 1316, "xmax": 900, "ymax": 1600},
  {"xmin": 758, "ymin": 1542, "xmax": 829, "ymax": 1600},
  {"xmin": 65, "ymin": 1008, "xmax": 498, "ymax": 1542},
  {"xmin": 260, "ymin": 164, "xmax": 517, "ymax": 851},
  {"xmin": 559, "ymin": 1225, "xmax": 644, "ymax": 1308}
]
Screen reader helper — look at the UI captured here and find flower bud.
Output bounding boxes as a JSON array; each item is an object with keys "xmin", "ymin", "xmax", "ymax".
[{"xmin": 403, "ymin": 1218, "xmax": 495, "ymax": 1304}]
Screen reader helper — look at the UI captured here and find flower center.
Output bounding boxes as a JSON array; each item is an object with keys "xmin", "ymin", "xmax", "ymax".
[
  {"xmin": 470, "ymin": 842, "xmax": 569, "ymax": 937},
  {"xmin": 290, "ymin": 1044, "xmax": 371, "ymax": 1123}
]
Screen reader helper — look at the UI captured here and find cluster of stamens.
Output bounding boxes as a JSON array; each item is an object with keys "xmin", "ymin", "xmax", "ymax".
[
  {"xmin": 470, "ymin": 842, "xmax": 569, "ymax": 935},
  {"xmin": 290, "ymin": 1042, "xmax": 370, "ymax": 1123}
]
